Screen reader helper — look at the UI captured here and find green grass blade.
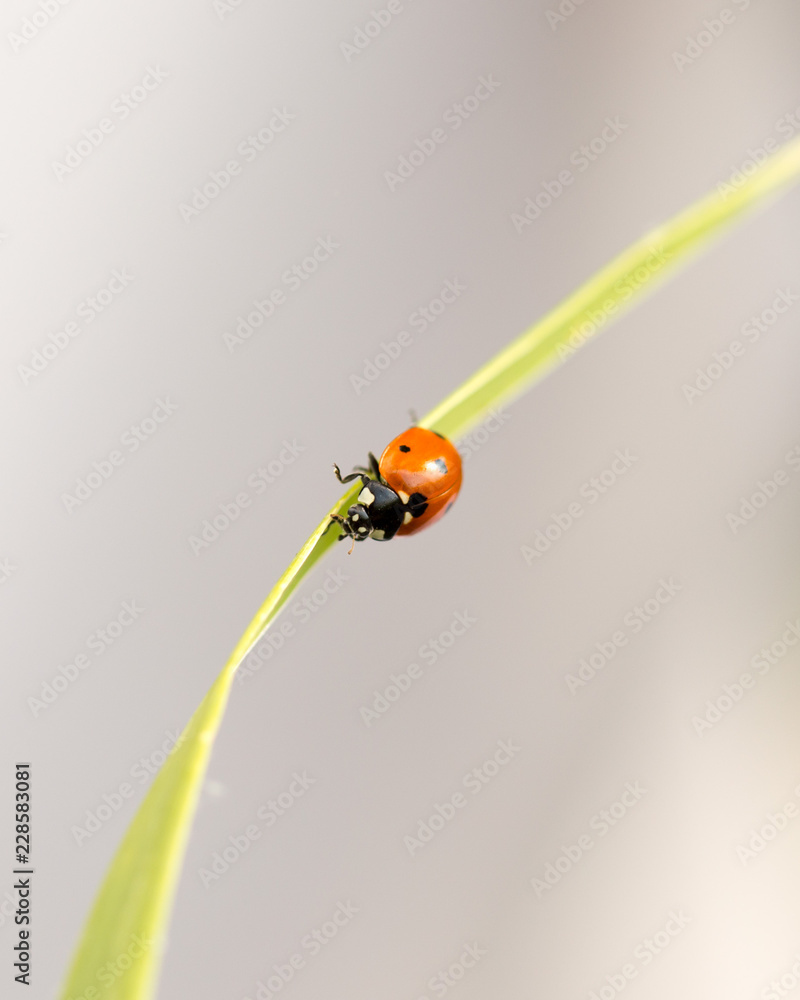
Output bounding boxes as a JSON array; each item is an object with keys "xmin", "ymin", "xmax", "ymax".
[
  {"xmin": 422, "ymin": 135, "xmax": 800, "ymax": 440},
  {"xmin": 59, "ymin": 135, "xmax": 800, "ymax": 1000},
  {"xmin": 58, "ymin": 495, "xmax": 360, "ymax": 1000}
]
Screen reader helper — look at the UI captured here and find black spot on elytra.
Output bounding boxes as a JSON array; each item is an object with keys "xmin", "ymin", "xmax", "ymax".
[
  {"xmin": 408, "ymin": 492, "xmax": 428, "ymax": 517},
  {"xmin": 399, "ymin": 444, "xmax": 411, "ymax": 452}
]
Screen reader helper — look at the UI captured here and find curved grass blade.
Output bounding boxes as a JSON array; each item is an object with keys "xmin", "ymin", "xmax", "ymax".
[
  {"xmin": 57, "ymin": 492, "xmax": 361, "ymax": 1000},
  {"xmin": 422, "ymin": 135, "xmax": 800, "ymax": 440},
  {"xmin": 59, "ymin": 135, "xmax": 800, "ymax": 1000}
]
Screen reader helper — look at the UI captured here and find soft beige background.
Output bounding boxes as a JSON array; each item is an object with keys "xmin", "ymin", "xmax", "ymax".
[{"xmin": 2, "ymin": 1, "xmax": 800, "ymax": 998}]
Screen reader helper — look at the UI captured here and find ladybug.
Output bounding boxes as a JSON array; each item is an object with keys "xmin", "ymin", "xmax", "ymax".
[{"xmin": 329, "ymin": 426, "xmax": 462, "ymax": 548}]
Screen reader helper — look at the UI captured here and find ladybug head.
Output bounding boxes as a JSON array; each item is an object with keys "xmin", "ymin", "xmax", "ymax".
[{"xmin": 342, "ymin": 503, "xmax": 373, "ymax": 540}]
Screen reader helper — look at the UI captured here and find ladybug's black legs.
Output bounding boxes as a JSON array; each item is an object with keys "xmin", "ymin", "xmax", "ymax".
[
  {"xmin": 332, "ymin": 465, "xmax": 371, "ymax": 486},
  {"xmin": 328, "ymin": 463, "xmax": 407, "ymax": 547},
  {"xmin": 357, "ymin": 452, "xmax": 381, "ymax": 480},
  {"xmin": 324, "ymin": 514, "xmax": 346, "ymax": 537},
  {"xmin": 326, "ymin": 514, "xmax": 359, "ymax": 554}
]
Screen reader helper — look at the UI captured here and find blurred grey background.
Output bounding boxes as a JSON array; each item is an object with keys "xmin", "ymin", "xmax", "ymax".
[{"xmin": 2, "ymin": 0, "xmax": 800, "ymax": 998}]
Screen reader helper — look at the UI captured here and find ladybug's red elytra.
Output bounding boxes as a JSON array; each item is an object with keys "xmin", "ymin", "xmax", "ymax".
[{"xmin": 329, "ymin": 426, "xmax": 462, "ymax": 547}]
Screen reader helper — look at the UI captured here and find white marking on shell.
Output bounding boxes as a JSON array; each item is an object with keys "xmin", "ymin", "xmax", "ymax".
[
  {"xmin": 398, "ymin": 490, "xmax": 410, "ymax": 504},
  {"xmin": 359, "ymin": 487, "xmax": 375, "ymax": 505},
  {"xmin": 372, "ymin": 529, "xmax": 386, "ymax": 540},
  {"xmin": 403, "ymin": 511, "xmax": 413, "ymax": 525}
]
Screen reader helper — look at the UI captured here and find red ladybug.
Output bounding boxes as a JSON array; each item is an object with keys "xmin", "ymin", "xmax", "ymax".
[{"xmin": 330, "ymin": 426, "xmax": 462, "ymax": 546}]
